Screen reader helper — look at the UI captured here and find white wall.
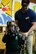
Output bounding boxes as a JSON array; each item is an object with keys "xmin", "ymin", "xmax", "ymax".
[{"xmin": 28, "ymin": 2, "xmax": 36, "ymax": 12}]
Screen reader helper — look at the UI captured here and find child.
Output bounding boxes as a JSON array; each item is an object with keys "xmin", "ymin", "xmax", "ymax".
[{"xmin": 2, "ymin": 21, "xmax": 20, "ymax": 54}]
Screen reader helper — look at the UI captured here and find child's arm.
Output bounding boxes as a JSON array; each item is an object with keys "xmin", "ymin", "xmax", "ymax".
[{"xmin": 2, "ymin": 33, "xmax": 7, "ymax": 43}]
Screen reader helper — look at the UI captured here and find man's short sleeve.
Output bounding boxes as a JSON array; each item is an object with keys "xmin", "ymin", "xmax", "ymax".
[
  {"xmin": 31, "ymin": 12, "xmax": 36, "ymax": 22},
  {"xmin": 15, "ymin": 12, "xmax": 19, "ymax": 20}
]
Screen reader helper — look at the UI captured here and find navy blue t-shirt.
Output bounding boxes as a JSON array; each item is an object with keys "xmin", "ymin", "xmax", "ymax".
[{"xmin": 15, "ymin": 8, "xmax": 36, "ymax": 32}]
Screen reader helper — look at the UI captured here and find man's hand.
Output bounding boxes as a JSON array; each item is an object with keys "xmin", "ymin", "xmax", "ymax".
[{"xmin": 24, "ymin": 32, "xmax": 29, "ymax": 37}]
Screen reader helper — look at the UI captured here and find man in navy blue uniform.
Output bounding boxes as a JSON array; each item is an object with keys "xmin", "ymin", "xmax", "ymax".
[{"xmin": 15, "ymin": 0, "xmax": 36, "ymax": 54}]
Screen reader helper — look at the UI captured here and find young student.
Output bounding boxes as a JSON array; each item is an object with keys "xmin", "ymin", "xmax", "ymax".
[{"xmin": 2, "ymin": 21, "xmax": 20, "ymax": 54}]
